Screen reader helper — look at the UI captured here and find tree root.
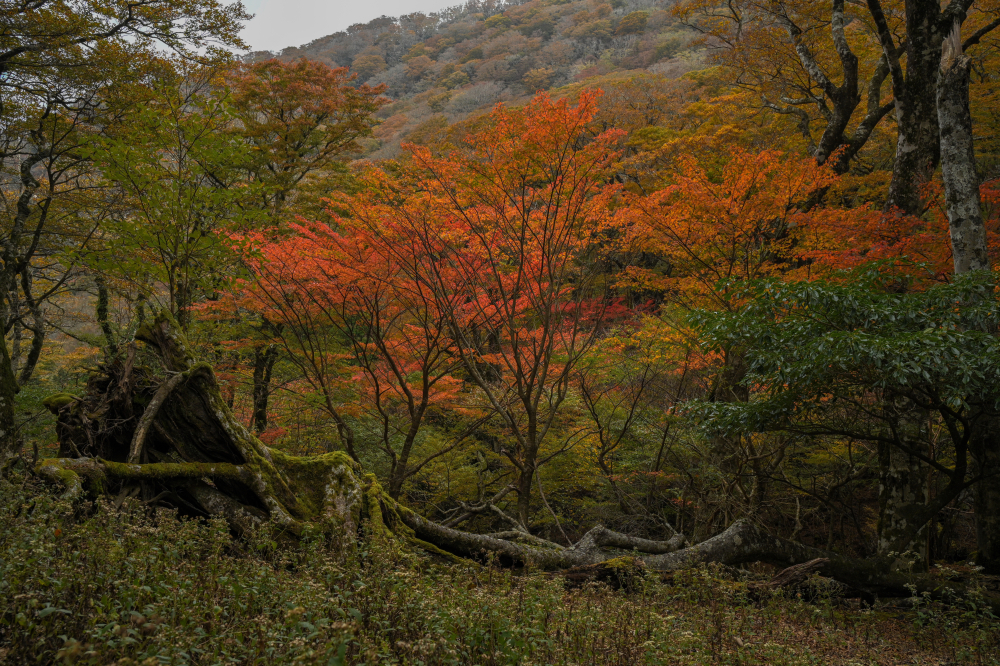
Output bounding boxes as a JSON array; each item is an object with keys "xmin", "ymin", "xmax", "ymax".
[{"xmin": 127, "ymin": 372, "xmax": 185, "ymax": 463}]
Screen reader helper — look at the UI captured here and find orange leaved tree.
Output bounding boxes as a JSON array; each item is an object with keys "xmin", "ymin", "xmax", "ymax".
[
  {"xmin": 796, "ymin": 178, "xmax": 1000, "ymax": 282},
  {"xmin": 333, "ymin": 91, "xmax": 628, "ymax": 528},
  {"xmin": 223, "ymin": 58, "xmax": 387, "ymax": 434},
  {"xmin": 623, "ymin": 148, "xmax": 849, "ymax": 312},
  {"xmin": 222, "ymin": 219, "xmax": 471, "ymax": 499}
]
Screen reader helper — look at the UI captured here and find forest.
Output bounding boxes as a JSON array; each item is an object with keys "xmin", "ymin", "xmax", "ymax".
[{"xmin": 2, "ymin": 0, "xmax": 1000, "ymax": 663}]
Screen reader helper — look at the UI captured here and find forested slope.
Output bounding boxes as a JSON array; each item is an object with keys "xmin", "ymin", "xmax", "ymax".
[{"xmin": 254, "ymin": 0, "xmax": 701, "ymax": 157}]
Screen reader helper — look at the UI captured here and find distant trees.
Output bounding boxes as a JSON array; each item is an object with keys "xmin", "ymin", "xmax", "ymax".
[
  {"xmin": 352, "ymin": 54, "xmax": 388, "ymax": 80},
  {"xmin": 522, "ymin": 67, "xmax": 557, "ymax": 91},
  {"xmin": 617, "ymin": 11, "xmax": 649, "ymax": 35},
  {"xmin": 405, "ymin": 56, "xmax": 436, "ymax": 80},
  {"xmin": 274, "ymin": 0, "xmax": 693, "ymax": 129}
]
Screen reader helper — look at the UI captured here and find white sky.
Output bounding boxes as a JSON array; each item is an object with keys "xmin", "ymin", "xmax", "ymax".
[{"xmin": 239, "ymin": 0, "xmax": 453, "ymax": 53}]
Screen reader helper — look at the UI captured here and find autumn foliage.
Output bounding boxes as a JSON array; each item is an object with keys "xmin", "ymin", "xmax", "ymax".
[
  {"xmin": 622, "ymin": 149, "xmax": 846, "ymax": 309},
  {"xmin": 214, "ymin": 84, "xmax": 1000, "ymax": 524},
  {"xmin": 223, "ymin": 92, "xmax": 630, "ymax": 513},
  {"xmin": 13, "ymin": 0, "xmax": 1000, "ymax": 661},
  {"xmin": 224, "ymin": 58, "xmax": 387, "ymax": 220}
]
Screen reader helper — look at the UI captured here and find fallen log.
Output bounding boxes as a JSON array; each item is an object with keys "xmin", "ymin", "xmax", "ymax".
[
  {"xmin": 746, "ymin": 558, "xmax": 830, "ymax": 602},
  {"xmin": 33, "ymin": 313, "xmax": 1000, "ymax": 610},
  {"xmin": 560, "ymin": 557, "xmax": 648, "ymax": 591}
]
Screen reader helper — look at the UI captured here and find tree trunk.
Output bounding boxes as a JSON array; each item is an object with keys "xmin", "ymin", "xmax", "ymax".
[
  {"xmin": 251, "ymin": 344, "xmax": 278, "ymax": 433},
  {"xmin": 10, "ymin": 292, "xmax": 21, "ymax": 377},
  {"xmin": 386, "ymin": 413, "xmax": 425, "ymax": 500},
  {"xmin": 890, "ymin": 0, "xmax": 955, "ymax": 215},
  {"xmin": 972, "ymin": 422, "xmax": 1000, "ymax": 574},
  {"xmin": 938, "ymin": 26, "xmax": 989, "ymax": 274},
  {"xmin": 886, "ymin": 98, "xmax": 940, "ymax": 215},
  {"xmin": 17, "ymin": 268, "xmax": 45, "ymax": 386},
  {"xmin": 96, "ymin": 276, "xmax": 116, "ymax": 352},
  {"xmin": 0, "ymin": 336, "xmax": 18, "ymax": 462},
  {"xmin": 516, "ymin": 461, "xmax": 535, "ymax": 530},
  {"xmin": 936, "ymin": 24, "xmax": 998, "ymax": 573},
  {"xmin": 867, "ymin": 0, "xmax": 951, "ymax": 216}
]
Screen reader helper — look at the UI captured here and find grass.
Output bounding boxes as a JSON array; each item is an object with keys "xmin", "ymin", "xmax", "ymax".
[{"xmin": 1, "ymin": 474, "xmax": 998, "ymax": 666}]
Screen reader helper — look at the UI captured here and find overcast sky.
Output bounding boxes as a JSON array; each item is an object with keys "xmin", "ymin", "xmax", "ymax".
[{"xmin": 240, "ymin": 0, "xmax": 451, "ymax": 52}]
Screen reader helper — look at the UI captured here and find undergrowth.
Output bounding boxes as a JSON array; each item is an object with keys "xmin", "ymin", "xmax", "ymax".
[{"xmin": 2, "ymin": 475, "xmax": 998, "ymax": 665}]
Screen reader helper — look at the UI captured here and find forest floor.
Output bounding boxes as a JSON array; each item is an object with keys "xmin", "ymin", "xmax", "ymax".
[{"xmin": 2, "ymin": 474, "xmax": 998, "ymax": 666}]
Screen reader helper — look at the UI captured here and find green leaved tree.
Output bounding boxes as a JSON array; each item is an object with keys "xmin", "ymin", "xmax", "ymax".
[
  {"xmin": 0, "ymin": 0, "xmax": 250, "ymax": 462},
  {"xmin": 693, "ymin": 268, "xmax": 1000, "ymax": 571},
  {"xmin": 87, "ymin": 63, "xmax": 261, "ymax": 332}
]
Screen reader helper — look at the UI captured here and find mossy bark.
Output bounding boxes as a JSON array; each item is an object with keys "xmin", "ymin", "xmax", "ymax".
[
  {"xmin": 882, "ymin": 0, "xmax": 946, "ymax": 215},
  {"xmin": 251, "ymin": 344, "xmax": 278, "ymax": 433},
  {"xmin": 877, "ymin": 441, "xmax": 931, "ymax": 572},
  {"xmin": 937, "ymin": 33, "xmax": 996, "ymax": 571},
  {"xmin": 39, "ymin": 312, "xmax": 366, "ymax": 541},
  {"xmin": 95, "ymin": 276, "xmax": 116, "ymax": 352},
  {"xmin": 938, "ymin": 35, "xmax": 988, "ymax": 274}
]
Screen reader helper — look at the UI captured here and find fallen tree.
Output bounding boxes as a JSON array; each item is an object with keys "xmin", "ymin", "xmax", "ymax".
[{"xmin": 34, "ymin": 314, "xmax": 999, "ymax": 606}]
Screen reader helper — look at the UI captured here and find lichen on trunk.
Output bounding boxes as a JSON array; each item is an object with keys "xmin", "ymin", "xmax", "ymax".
[
  {"xmin": 877, "ymin": 441, "xmax": 931, "ymax": 572},
  {"xmin": 937, "ymin": 23, "xmax": 989, "ymax": 274}
]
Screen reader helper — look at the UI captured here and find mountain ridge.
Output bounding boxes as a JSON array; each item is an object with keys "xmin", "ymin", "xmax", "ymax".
[{"xmin": 250, "ymin": 0, "xmax": 703, "ymax": 157}]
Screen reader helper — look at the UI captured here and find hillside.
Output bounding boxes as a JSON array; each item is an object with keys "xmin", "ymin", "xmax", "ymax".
[{"xmin": 255, "ymin": 0, "xmax": 702, "ymax": 158}]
